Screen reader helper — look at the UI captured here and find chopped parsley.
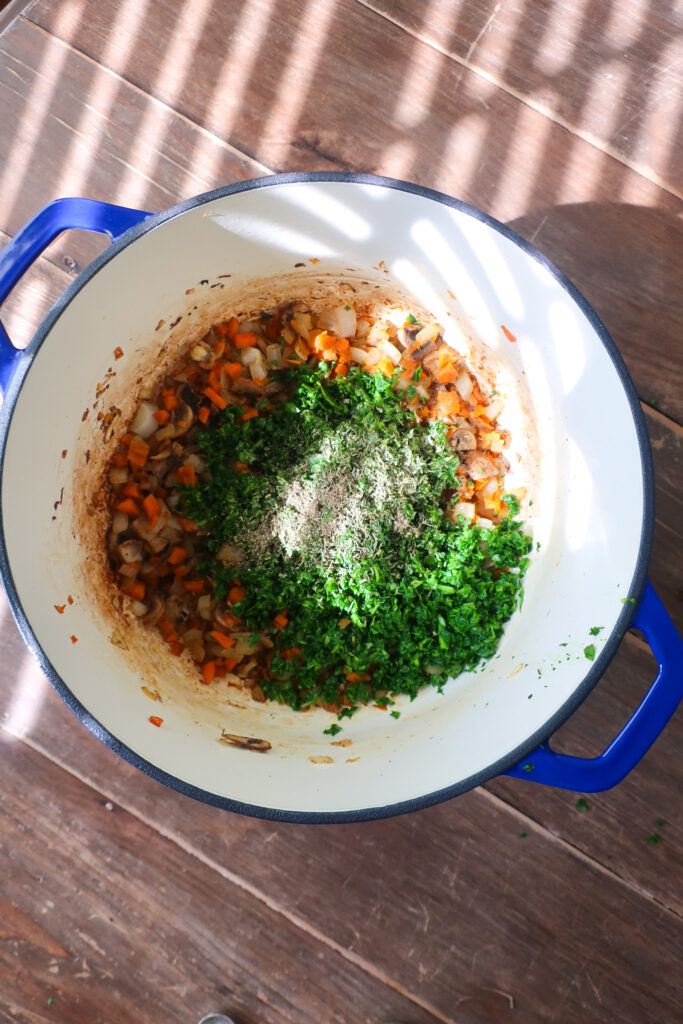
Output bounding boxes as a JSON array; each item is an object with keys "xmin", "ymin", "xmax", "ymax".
[
  {"xmin": 324, "ymin": 723, "xmax": 342, "ymax": 736},
  {"xmin": 181, "ymin": 363, "xmax": 531, "ymax": 712},
  {"xmin": 405, "ymin": 313, "xmax": 416, "ymax": 324},
  {"xmin": 575, "ymin": 797, "xmax": 588, "ymax": 811},
  {"xmin": 647, "ymin": 832, "xmax": 662, "ymax": 846},
  {"xmin": 654, "ymin": 817, "xmax": 664, "ymax": 827},
  {"xmin": 589, "ymin": 626, "xmax": 603, "ymax": 636},
  {"xmin": 584, "ymin": 644, "xmax": 596, "ymax": 661}
]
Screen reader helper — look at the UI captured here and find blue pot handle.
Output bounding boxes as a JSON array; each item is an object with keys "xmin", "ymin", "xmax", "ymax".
[
  {"xmin": 505, "ymin": 581, "xmax": 683, "ymax": 791},
  {"xmin": 0, "ymin": 198, "xmax": 151, "ymax": 392}
]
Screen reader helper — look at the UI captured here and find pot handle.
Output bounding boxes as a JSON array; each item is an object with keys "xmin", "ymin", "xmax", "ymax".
[
  {"xmin": 504, "ymin": 582, "xmax": 683, "ymax": 791},
  {"xmin": 0, "ymin": 198, "xmax": 150, "ymax": 392}
]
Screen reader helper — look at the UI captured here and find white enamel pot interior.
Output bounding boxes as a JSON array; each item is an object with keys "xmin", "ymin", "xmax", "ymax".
[{"xmin": 0, "ymin": 174, "xmax": 651, "ymax": 821}]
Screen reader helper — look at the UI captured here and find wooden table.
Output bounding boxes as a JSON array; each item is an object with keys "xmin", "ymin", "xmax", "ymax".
[{"xmin": 1, "ymin": 2, "xmax": 681, "ymax": 1022}]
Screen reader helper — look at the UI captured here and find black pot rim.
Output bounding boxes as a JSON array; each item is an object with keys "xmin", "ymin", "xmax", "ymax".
[{"xmin": 0, "ymin": 172, "xmax": 654, "ymax": 823}]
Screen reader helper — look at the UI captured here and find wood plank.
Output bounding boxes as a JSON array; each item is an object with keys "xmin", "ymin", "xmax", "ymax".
[
  {"xmin": 1, "ymin": 617, "xmax": 682, "ymax": 1023},
  {"xmin": 0, "ymin": 229, "xmax": 71, "ymax": 350},
  {"xmin": 16, "ymin": 6, "xmax": 683, "ymax": 419},
  {"xmin": 0, "ymin": 735, "xmax": 443, "ymax": 1024},
  {"xmin": 0, "ymin": 17, "xmax": 268, "ymax": 274},
  {"xmin": 360, "ymin": 0, "xmax": 683, "ymax": 197}
]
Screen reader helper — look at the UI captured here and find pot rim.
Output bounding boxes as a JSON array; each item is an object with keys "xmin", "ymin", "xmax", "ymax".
[{"xmin": 0, "ymin": 172, "xmax": 654, "ymax": 822}]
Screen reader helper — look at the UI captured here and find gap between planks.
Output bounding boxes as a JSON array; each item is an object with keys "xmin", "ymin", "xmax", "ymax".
[
  {"xmin": 2, "ymin": 712, "xmax": 682, "ymax": 928},
  {"xmin": 15, "ymin": 15, "xmax": 272, "ymax": 176},
  {"xmin": 353, "ymin": 0, "xmax": 683, "ymax": 203},
  {"xmin": 0, "ymin": 723, "xmax": 454, "ymax": 1024}
]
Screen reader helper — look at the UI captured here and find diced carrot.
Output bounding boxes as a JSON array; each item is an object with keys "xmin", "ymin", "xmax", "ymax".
[
  {"xmin": 241, "ymin": 407, "xmax": 258, "ymax": 422},
  {"xmin": 204, "ymin": 386, "xmax": 227, "ymax": 410},
  {"xmin": 149, "ymin": 715, "xmax": 163, "ymax": 727},
  {"xmin": 436, "ymin": 391, "xmax": 461, "ymax": 418},
  {"xmin": 219, "ymin": 613, "xmax": 240, "ymax": 629},
  {"xmin": 116, "ymin": 497, "xmax": 141, "ymax": 517},
  {"xmin": 111, "ymin": 452, "xmax": 128, "ymax": 467},
  {"xmin": 234, "ymin": 331, "xmax": 258, "ymax": 349},
  {"xmin": 214, "ymin": 339, "xmax": 226, "ymax": 357},
  {"xmin": 176, "ymin": 464, "xmax": 197, "ymax": 485},
  {"xmin": 173, "ymin": 565, "xmax": 189, "ymax": 579},
  {"xmin": 113, "ymin": 346, "xmax": 124, "ymax": 360},
  {"xmin": 183, "ymin": 579, "xmax": 205, "ymax": 594},
  {"xmin": 202, "ymin": 661, "xmax": 216, "ymax": 685},
  {"xmin": 162, "ymin": 390, "xmax": 180, "ymax": 411},
  {"xmin": 120, "ymin": 433, "xmax": 134, "ymax": 447},
  {"xmin": 210, "ymin": 630, "xmax": 237, "ymax": 649},
  {"xmin": 167, "ymin": 546, "xmax": 187, "ymax": 565},
  {"xmin": 141, "ymin": 493, "xmax": 160, "ymax": 522},
  {"xmin": 208, "ymin": 366, "xmax": 221, "ymax": 392},
  {"xmin": 213, "ymin": 662, "xmax": 228, "ymax": 679},
  {"xmin": 54, "ymin": 604, "xmax": 66, "ymax": 614},
  {"xmin": 374, "ymin": 704, "xmax": 388, "ymax": 711},
  {"xmin": 226, "ymin": 317, "xmax": 240, "ymax": 340},
  {"xmin": 501, "ymin": 325, "xmax": 516, "ymax": 342},
  {"xmin": 273, "ymin": 613, "xmax": 289, "ymax": 630},
  {"xmin": 234, "ymin": 461, "xmax": 248, "ymax": 473},
  {"xmin": 374, "ymin": 358, "xmax": 395, "ymax": 377},
  {"xmin": 334, "ymin": 362, "xmax": 349, "ymax": 377},
  {"xmin": 224, "ymin": 362, "xmax": 242, "ymax": 381},
  {"xmin": 122, "ymin": 482, "xmax": 143, "ymax": 500},
  {"xmin": 227, "ymin": 586, "xmax": 246, "ymax": 605},
  {"xmin": 215, "ymin": 321, "xmax": 230, "ymax": 337},
  {"xmin": 198, "ymin": 406, "xmax": 210, "ymax": 425},
  {"xmin": 153, "ymin": 409, "xmax": 170, "ymax": 424},
  {"xmin": 70, "ymin": 635, "xmax": 78, "ymax": 644},
  {"xmin": 434, "ymin": 352, "xmax": 459, "ymax": 384},
  {"xmin": 177, "ymin": 515, "xmax": 199, "ymax": 532},
  {"xmin": 128, "ymin": 437, "xmax": 150, "ymax": 470},
  {"xmin": 124, "ymin": 581, "xmax": 145, "ymax": 602},
  {"xmin": 282, "ymin": 646, "xmax": 302, "ymax": 661},
  {"xmin": 67, "ymin": 595, "xmax": 73, "ymax": 605},
  {"xmin": 224, "ymin": 658, "xmax": 240, "ymax": 672}
]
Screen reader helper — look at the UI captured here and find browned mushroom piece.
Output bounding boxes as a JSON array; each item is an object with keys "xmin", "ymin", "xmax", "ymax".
[
  {"xmin": 219, "ymin": 732, "xmax": 272, "ymax": 752},
  {"xmin": 142, "ymin": 594, "xmax": 165, "ymax": 627},
  {"xmin": 464, "ymin": 450, "xmax": 499, "ymax": 479}
]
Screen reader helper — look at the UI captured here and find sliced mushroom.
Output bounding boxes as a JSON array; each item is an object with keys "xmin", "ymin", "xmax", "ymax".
[
  {"xmin": 142, "ymin": 595, "xmax": 165, "ymax": 627},
  {"xmin": 464, "ymin": 451, "xmax": 498, "ymax": 479},
  {"xmin": 451, "ymin": 427, "xmax": 477, "ymax": 451},
  {"xmin": 172, "ymin": 401, "xmax": 194, "ymax": 438},
  {"xmin": 116, "ymin": 539, "xmax": 144, "ymax": 564}
]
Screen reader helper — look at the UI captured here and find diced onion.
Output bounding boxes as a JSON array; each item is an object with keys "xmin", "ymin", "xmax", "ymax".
[
  {"xmin": 349, "ymin": 346, "xmax": 369, "ymax": 365},
  {"xmin": 484, "ymin": 397, "xmax": 505, "ymax": 421},
  {"xmin": 266, "ymin": 343, "xmax": 283, "ymax": 367},
  {"xmin": 240, "ymin": 346, "xmax": 261, "ymax": 365},
  {"xmin": 317, "ymin": 304, "xmax": 356, "ymax": 339},
  {"xmin": 415, "ymin": 323, "xmax": 440, "ymax": 345},
  {"xmin": 112, "ymin": 512, "xmax": 129, "ymax": 536},
  {"xmin": 190, "ymin": 342, "xmax": 211, "ymax": 361},
  {"xmin": 130, "ymin": 600, "xmax": 149, "ymax": 617},
  {"xmin": 450, "ymin": 502, "xmax": 476, "ymax": 521},
  {"xmin": 455, "ymin": 370, "xmax": 473, "ymax": 401},
  {"xmin": 129, "ymin": 401, "xmax": 160, "ymax": 439},
  {"xmin": 377, "ymin": 339, "xmax": 402, "ymax": 365},
  {"xmin": 197, "ymin": 594, "xmax": 213, "ymax": 620},
  {"xmin": 109, "ymin": 467, "xmax": 129, "ymax": 486},
  {"xmin": 291, "ymin": 311, "xmax": 312, "ymax": 338},
  {"xmin": 250, "ymin": 354, "xmax": 268, "ymax": 381}
]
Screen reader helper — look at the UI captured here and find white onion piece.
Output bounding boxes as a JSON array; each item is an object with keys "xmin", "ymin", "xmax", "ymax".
[
  {"xmin": 109, "ymin": 467, "xmax": 129, "ymax": 486},
  {"xmin": 294, "ymin": 338, "xmax": 310, "ymax": 362},
  {"xmin": 450, "ymin": 502, "xmax": 476, "ymax": 521},
  {"xmin": 249, "ymin": 353, "xmax": 268, "ymax": 381},
  {"xmin": 317, "ymin": 304, "xmax": 356, "ymax": 339},
  {"xmin": 112, "ymin": 512, "xmax": 129, "ymax": 536},
  {"xmin": 364, "ymin": 347, "xmax": 381, "ymax": 367},
  {"xmin": 349, "ymin": 346, "xmax": 369, "ymax": 365},
  {"xmin": 197, "ymin": 594, "xmax": 213, "ymax": 620},
  {"xmin": 475, "ymin": 516, "xmax": 495, "ymax": 530},
  {"xmin": 139, "ymin": 385, "xmax": 155, "ymax": 400},
  {"xmin": 455, "ymin": 370, "xmax": 473, "ymax": 401},
  {"xmin": 233, "ymin": 636, "xmax": 260, "ymax": 658},
  {"xmin": 291, "ymin": 311, "xmax": 312, "ymax": 338},
  {"xmin": 155, "ymin": 423, "xmax": 176, "ymax": 442},
  {"xmin": 377, "ymin": 339, "xmax": 402, "ymax": 365},
  {"xmin": 416, "ymin": 323, "xmax": 440, "ymax": 345},
  {"xmin": 266, "ymin": 343, "xmax": 283, "ymax": 367},
  {"xmin": 484, "ymin": 397, "xmax": 504, "ymax": 421},
  {"xmin": 366, "ymin": 321, "xmax": 389, "ymax": 347},
  {"xmin": 117, "ymin": 539, "xmax": 143, "ymax": 563},
  {"xmin": 130, "ymin": 600, "xmax": 149, "ymax": 618},
  {"xmin": 355, "ymin": 318, "xmax": 371, "ymax": 339},
  {"xmin": 185, "ymin": 453, "xmax": 206, "ymax": 473},
  {"xmin": 240, "ymin": 346, "xmax": 261, "ymax": 366},
  {"xmin": 129, "ymin": 401, "xmax": 160, "ymax": 439}
]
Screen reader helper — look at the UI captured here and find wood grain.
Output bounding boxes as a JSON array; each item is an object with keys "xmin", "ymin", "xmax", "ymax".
[
  {"xmin": 0, "ymin": 735, "xmax": 443, "ymax": 1024},
  {"xmin": 14, "ymin": 6, "xmax": 683, "ymax": 418},
  {"xmin": 362, "ymin": 0, "xmax": 683, "ymax": 196},
  {"xmin": 0, "ymin": 17, "xmax": 267, "ymax": 272},
  {"xmin": 0, "ymin": 229, "xmax": 71, "ymax": 350},
  {"xmin": 1, "ymin": 610, "xmax": 682, "ymax": 1023}
]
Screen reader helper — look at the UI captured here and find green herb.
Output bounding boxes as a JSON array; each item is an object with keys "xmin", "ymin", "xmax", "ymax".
[
  {"xmin": 324, "ymin": 723, "xmax": 342, "ymax": 736},
  {"xmin": 589, "ymin": 626, "xmax": 603, "ymax": 635},
  {"xmin": 584, "ymin": 644, "xmax": 596, "ymax": 661},
  {"xmin": 344, "ymin": 304, "xmax": 351, "ymax": 310},
  {"xmin": 527, "ymin": 694, "xmax": 533, "ymax": 699},
  {"xmin": 647, "ymin": 832, "xmax": 662, "ymax": 845},
  {"xmin": 390, "ymin": 710, "xmax": 401, "ymax": 719},
  {"xmin": 406, "ymin": 313, "xmax": 416, "ymax": 324},
  {"xmin": 649, "ymin": 398, "xmax": 659, "ymax": 406},
  {"xmin": 518, "ymin": 831, "xmax": 527, "ymax": 838},
  {"xmin": 47, "ymin": 998, "xmax": 53, "ymax": 1007},
  {"xmin": 621, "ymin": 597, "xmax": 637, "ymax": 604},
  {"xmin": 559, "ymin": 642, "xmax": 568, "ymax": 647},
  {"xmin": 522, "ymin": 763, "xmax": 534, "ymax": 773},
  {"xmin": 181, "ymin": 363, "xmax": 531, "ymax": 712},
  {"xmin": 575, "ymin": 797, "xmax": 588, "ymax": 811},
  {"xmin": 654, "ymin": 817, "xmax": 664, "ymax": 827},
  {"xmin": 412, "ymin": 366, "xmax": 423, "ymax": 381}
]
